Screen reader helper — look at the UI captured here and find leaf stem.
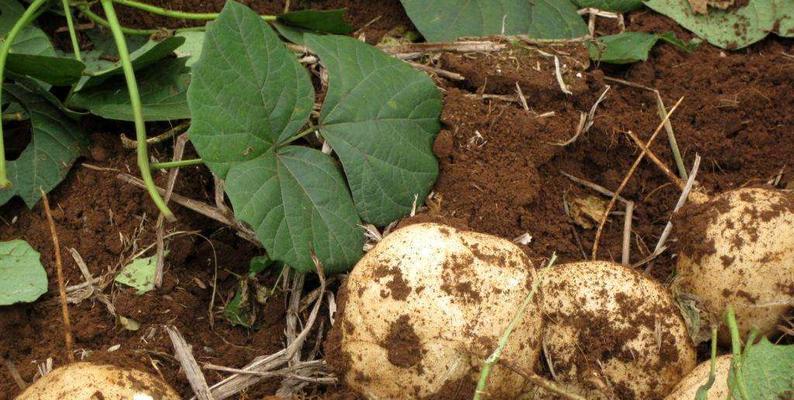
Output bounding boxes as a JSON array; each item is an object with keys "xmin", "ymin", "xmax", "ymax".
[
  {"xmin": 695, "ymin": 327, "xmax": 718, "ymax": 399},
  {"xmin": 112, "ymin": 0, "xmax": 276, "ymax": 21},
  {"xmin": 62, "ymin": 0, "xmax": 83, "ymax": 61},
  {"xmin": 151, "ymin": 158, "xmax": 203, "ymax": 170},
  {"xmin": 76, "ymin": 5, "xmax": 204, "ymax": 36},
  {"xmin": 280, "ymin": 126, "xmax": 316, "ymax": 147},
  {"xmin": 726, "ymin": 305, "xmax": 751, "ymax": 400},
  {"xmin": 473, "ymin": 253, "xmax": 557, "ymax": 400},
  {"xmin": 0, "ymin": 0, "xmax": 50, "ymax": 189},
  {"xmin": 100, "ymin": 0, "xmax": 174, "ymax": 220}
]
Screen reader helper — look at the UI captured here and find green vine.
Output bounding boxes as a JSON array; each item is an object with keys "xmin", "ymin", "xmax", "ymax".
[
  {"xmin": 99, "ymin": 0, "xmax": 174, "ymax": 220},
  {"xmin": 61, "ymin": 0, "xmax": 83, "ymax": 61}
]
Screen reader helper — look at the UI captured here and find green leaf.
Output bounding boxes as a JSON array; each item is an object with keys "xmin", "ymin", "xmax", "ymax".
[
  {"xmin": 572, "ymin": 0, "xmax": 644, "ymax": 11},
  {"xmin": 6, "ymin": 54, "xmax": 85, "ymax": 85},
  {"xmin": 729, "ymin": 337, "xmax": 794, "ymax": 399},
  {"xmin": 188, "ymin": 2, "xmax": 363, "ymax": 273},
  {"xmin": 225, "ymin": 147, "xmax": 363, "ymax": 273},
  {"xmin": 67, "ymin": 57, "xmax": 191, "ymax": 121},
  {"xmin": 272, "ymin": 21, "xmax": 308, "ymax": 44},
  {"xmin": 115, "ymin": 254, "xmax": 158, "ymax": 294},
  {"xmin": 0, "ymin": 240, "xmax": 47, "ymax": 305},
  {"xmin": 399, "ymin": 0, "xmax": 588, "ymax": 41},
  {"xmin": 76, "ymin": 36, "xmax": 185, "ymax": 90},
  {"xmin": 278, "ymin": 9, "xmax": 354, "ymax": 34},
  {"xmin": 188, "ymin": 1, "xmax": 314, "ymax": 178},
  {"xmin": 589, "ymin": 31, "xmax": 695, "ymax": 63},
  {"xmin": 643, "ymin": 0, "xmax": 782, "ymax": 49},
  {"xmin": 174, "ymin": 31, "xmax": 204, "ymax": 67},
  {"xmin": 224, "ymin": 285, "xmax": 253, "ymax": 327},
  {"xmin": 306, "ymin": 34, "xmax": 442, "ymax": 225},
  {"xmin": 775, "ymin": 0, "xmax": 794, "ymax": 37},
  {"xmin": 0, "ymin": 83, "xmax": 87, "ymax": 207},
  {"xmin": 248, "ymin": 255, "xmax": 273, "ymax": 276}
]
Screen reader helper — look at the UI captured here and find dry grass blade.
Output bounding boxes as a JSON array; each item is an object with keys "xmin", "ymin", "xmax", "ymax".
[
  {"xmin": 155, "ymin": 133, "xmax": 189, "ymax": 288},
  {"xmin": 622, "ymin": 201, "xmax": 634, "ymax": 266},
  {"xmin": 166, "ymin": 326, "xmax": 213, "ymax": 400},
  {"xmin": 591, "ymin": 97, "xmax": 685, "ymax": 260},
  {"xmin": 40, "ymin": 189, "xmax": 75, "ymax": 363},
  {"xmin": 624, "ymin": 130, "xmax": 686, "ymax": 191}
]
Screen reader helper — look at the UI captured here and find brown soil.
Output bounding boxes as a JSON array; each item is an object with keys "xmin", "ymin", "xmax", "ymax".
[{"xmin": 2, "ymin": 1, "xmax": 794, "ymax": 400}]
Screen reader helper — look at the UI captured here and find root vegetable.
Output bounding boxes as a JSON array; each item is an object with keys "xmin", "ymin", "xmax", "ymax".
[
  {"xmin": 535, "ymin": 261, "xmax": 696, "ymax": 400},
  {"xmin": 673, "ymin": 187, "xmax": 794, "ymax": 343},
  {"xmin": 326, "ymin": 223, "xmax": 543, "ymax": 400},
  {"xmin": 16, "ymin": 362, "xmax": 179, "ymax": 399},
  {"xmin": 664, "ymin": 355, "xmax": 731, "ymax": 400}
]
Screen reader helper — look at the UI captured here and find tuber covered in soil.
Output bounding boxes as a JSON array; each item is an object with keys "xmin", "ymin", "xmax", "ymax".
[
  {"xmin": 535, "ymin": 261, "xmax": 696, "ymax": 400},
  {"xmin": 673, "ymin": 187, "xmax": 794, "ymax": 343},
  {"xmin": 15, "ymin": 362, "xmax": 180, "ymax": 399},
  {"xmin": 664, "ymin": 355, "xmax": 731, "ymax": 400},
  {"xmin": 325, "ymin": 222, "xmax": 543, "ymax": 399}
]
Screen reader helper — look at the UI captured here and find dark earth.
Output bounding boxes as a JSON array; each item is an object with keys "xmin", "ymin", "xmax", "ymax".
[{"xmin": 1, "ymin": 0, "xmax": 793, "ymax": 399}]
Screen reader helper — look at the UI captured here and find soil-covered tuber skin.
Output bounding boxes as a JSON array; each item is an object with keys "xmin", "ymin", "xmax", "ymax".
[
  {"xmin": 535, "ymin": 261, "xmax": 696, "ymax": 400},
  {"xmin": 673, "ymin": 187, "xmax": 794, "ymax": 343},
  {"xmin": 325, "ymin": 223, "xmax": 543, "ymax": 400},
  {"xmin": 664, "ymin": 355, "xmax": 731, "ymax": 400},
  {"xmin": 15, "ymin": 362, "xmax": 180, "ymax": 399}
]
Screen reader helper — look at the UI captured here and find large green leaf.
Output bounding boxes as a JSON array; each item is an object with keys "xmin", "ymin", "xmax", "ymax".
[
  {"xmin": 225, "ymin": 147, "xmax": 363, "ymax": 272},
  {"xmin": 188, "ymin": 1, "xmax": 362, "ymax": 272},
  {"xmin": 174, "ymin": 31, "xmax": 204, "ymax": 67},
  {"xmin": 188, "ymin": 1, "xmax": 314, "ymax": 178},
  {"xmin": 0, "ymin": 83, "xmax": 87, "ymax": 207},
  {"xmin": 399, "ymin": 0, "xmax": 588, "ymax": 41},
  {"xmin": 776, "ymin": 0, "xmax": 794, "ymax": 37},
  {"xmin": 76, "ymin": 36, "xmax": 185, "ymax": 90},
  {"xmin": 0, "ymin": 240, "xmax": 47, "ymax": 305},
  {"xmin": 307, "ymin": 34, "xmax": 442, "ymax": 225},
  {"xmin": 1, "ymin": 1, "xmax": 85, "ymax": 85},
  {"xmin": 729, "ymin": 337, "xmax": 794, "ymax": 399},
  {"xmin": 573, "ymin": 0, "xmax": 644, "ymax": 11},
  {"xmin": 67, "ymin": 57, "xmax": 190, "ymax": 121},
  {"xmin": 644, "ymin": 0, "xmax": 788, "ymax": 49}
]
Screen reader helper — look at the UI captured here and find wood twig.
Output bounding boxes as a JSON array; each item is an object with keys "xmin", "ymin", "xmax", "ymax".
[
  {"xmin": 40, "ymin": 189, "xmax": 75, "ymax": 363},
  {"xmin": 591, "ymin": 97, "xmax": 684, "ymax": 260},
  {"xmin": 166, "ymin": 326, "xmax": 214, "ymax": 400}
]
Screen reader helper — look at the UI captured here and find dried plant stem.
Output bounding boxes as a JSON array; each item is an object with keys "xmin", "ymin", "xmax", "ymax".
[
  {"xmin": 121, "ymin": 121, "xmax": 190, "ymax": 149},
  {"xmin": 3, "ymin": 358, "xmax": 27, "ymax": 390},
  {"xmin": 166, "ymin": 326, "xmax": 213, "ymax": 400},
  {"xmin": 591, "ymin": 97, "xmax": 684, "ymax": 260},
  {"xmin": 154, "ymin": 133, "xmax": 189, "ymax": 288},
  {"xmin": 499, "ymin": 359, "xmax": 586, "ymax": 400},
  {"xmin": 40, "ymin": 189, "xmax": 75, "ymax": 363},
  {"xmin": 624, "ymin": 130, "xmax": 685, "ymax": 191}
]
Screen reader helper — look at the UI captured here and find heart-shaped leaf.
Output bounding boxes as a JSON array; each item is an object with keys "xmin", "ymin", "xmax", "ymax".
[
  {"xmin": 0, "ymin": 82, "xmax": 87, "ymax": 207},
  {"xmin": 225, "ymin": 147, "xmax": 363, "ymax": 272},
  {"xmin": 307, "ymin": 34, "xmax": 442, "ymax": 225},
  {"xmin": 0, "ymin": 240, "xmax": 47, "ymax": 305},
  {"xmin": 644, "ymin": 0, "xmax": 790, "ymax": 49},
  {"xmin": 399, "ymin": 0, "xmax": 588, "ymax": 42},
  {"xmin": 188, "ymin": 1, "xmax": 362, "ymax": 272},
  {"xmin": 67, "ymin": 57, "xmax": 191, "ymax": 121},
  {"xmin": 188, "ymin": 1, "xmax": 314, "ymax": 178}
]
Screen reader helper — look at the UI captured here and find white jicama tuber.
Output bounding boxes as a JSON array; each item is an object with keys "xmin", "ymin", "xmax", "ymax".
[
  {"xmin": 15, "ymin": 362, "xmax": 180, "ymax": 399},
  {"xmin": 325, "ymin": 222, "xmax": 543, "ymax": 399},
  {"xmin": 664, "ymin": 355, "xmax": 731, "ymax": 400},
  {"xmin": 534, "ymin": 261, "xmax": 697, "ymax": 400},
  {"xmin": 673, "ymin": 187, "xmax": 794, "ymax": 343}
]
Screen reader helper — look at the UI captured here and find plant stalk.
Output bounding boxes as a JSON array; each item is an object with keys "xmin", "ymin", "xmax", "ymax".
[
  {"xmin": 0, "ymin": 0, "xmax": 49, "ymax": 189},
  {"xmin": 151, "ymin": 158, "xmax": 203, "ymax": 170},
  {"xmin": 100, "ymin": 0, "xmax": 174, "ymax": 220},
  {"xmin": 76, "ymin": 5, "xmax": 204, "ymax": 36},
  {"xmin": 473, "ymin": 254, "xmax": 557, "ymax": 400},
  {"xmin": 726, "ymin": 305, "xmax": 751, "ymax": 400},
  {"xmin": 61, "ymin": 0, "xmax": 83, "ymax": 61},
  {"xmin": 113, "ymin": 0, "xmax": 276, "ymax": 21}
]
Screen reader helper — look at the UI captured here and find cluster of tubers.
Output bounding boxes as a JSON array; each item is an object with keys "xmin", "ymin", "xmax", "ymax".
[
  {"xmin": 329, "ymin": 184, "xmax": 794, "ymax": 400},
  {"xmin": 18, "ymin": 187, "xmax": 791, "ymax": 399}
]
